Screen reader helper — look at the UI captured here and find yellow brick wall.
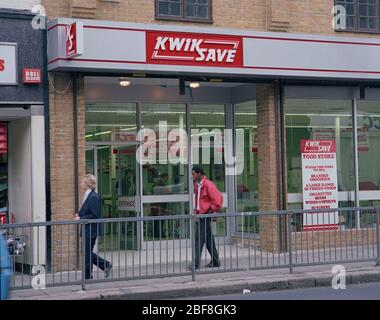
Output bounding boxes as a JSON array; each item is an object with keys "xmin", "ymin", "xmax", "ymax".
[
  {"xmin": 49, "ymin": 73, "xmax": 86, "ymax": 271},
  {"xmin": 43, "ymin": 0, "xmax": 380, "ymax": 258},
  {"xmin": 41, "ymin": 0, "xmax": 380, "ymax": 39}
]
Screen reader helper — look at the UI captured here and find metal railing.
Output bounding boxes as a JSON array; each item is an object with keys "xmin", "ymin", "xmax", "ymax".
[{"xmin": 1, "ymin": 206, "xmax": 379, "ymax": 290}]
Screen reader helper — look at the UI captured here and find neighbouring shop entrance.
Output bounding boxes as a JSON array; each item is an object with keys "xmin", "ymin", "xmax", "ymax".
[{"xmin": 0, "ymin": 109, "xmax": 46, "ymax": 268}]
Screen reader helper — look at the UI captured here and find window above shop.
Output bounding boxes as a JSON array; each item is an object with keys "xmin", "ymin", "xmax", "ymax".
[
  {"xmin": 335, "ymin": 0, "xmax": 380, "ymax": 33},
  {"xmin": 155, "ymin": 0, "xmax": 212, "ymax": 23}
]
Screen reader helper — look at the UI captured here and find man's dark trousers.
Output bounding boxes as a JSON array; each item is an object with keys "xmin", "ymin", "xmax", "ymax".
[
  {"xmin": 194, "ymin": 216, "xmax": 220, "ymax": 268},
  {"xmin": 84, "ymin": 236, "xmax": 110, "ymax": 279}
]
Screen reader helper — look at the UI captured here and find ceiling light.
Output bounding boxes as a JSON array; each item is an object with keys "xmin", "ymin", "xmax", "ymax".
[
  {"xmin": 189, "ymin": 82, "xmax": 200, "ymax": 89},
  {"xmin": 119, "ymin": 78, "xmax": 131, "ymax": 87}
]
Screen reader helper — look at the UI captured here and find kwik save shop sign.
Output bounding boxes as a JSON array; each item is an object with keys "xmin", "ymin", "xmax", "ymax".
[
  {"xmin": 301, "ymin": 140, "xmax": 339, "ymax": 231},
  {"xmin": 146, "ymin": 31, "xmax": 243, "ymax": 67}
]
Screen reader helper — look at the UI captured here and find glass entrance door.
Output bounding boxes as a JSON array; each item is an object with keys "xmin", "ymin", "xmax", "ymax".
[
  {"xmin": 85, "ymin": 100, "xmax": 236, "ymax": 248},
  {"xmin": 86, "ymin": 143, "xmax": 139, "ymax": 250},
  {"xmin": 140, "ymin": 103, "xmax": 190, "ymax": 243}
]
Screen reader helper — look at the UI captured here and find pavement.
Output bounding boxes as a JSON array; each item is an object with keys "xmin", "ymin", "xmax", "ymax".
[{"xmin": 8, "ymin": 261, "xmax": 380, "ymax": 300}]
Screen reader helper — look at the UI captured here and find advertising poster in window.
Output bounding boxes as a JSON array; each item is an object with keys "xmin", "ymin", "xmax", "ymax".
[{"xmin": 301, "ymin": 139, "xmax": 339, "ymax": 231}]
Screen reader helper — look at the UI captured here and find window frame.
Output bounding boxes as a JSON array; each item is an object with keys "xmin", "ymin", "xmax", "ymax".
[
  {"xmin": 335, "ymin": 0, "xmax": 380, "ymax": 34},
  {"xmin": 155, "ymin": 0, "xmax": 213, "ymax": 24}
]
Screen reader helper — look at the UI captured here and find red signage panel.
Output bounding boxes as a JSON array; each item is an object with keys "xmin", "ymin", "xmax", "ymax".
[
  {"xmin": 66, "ymin": 22, "xmax": 84, "ymax": 58},
  {"xmin": 301, "ymin": 139, "xmax": 336, "ymax": 154},
  {"xmin": 0, "ymin": 213, "xmax": 6, "ymax": 224},
  {"xmin": 0, "ymin": 142, "xmax": 7, "ymax": 150},
  {"xmin": 146, "ymin": 31, "xmax": 243, "ymax": 68},
  {"xmin": 0, "ymin": 123, "xmax": 6, "ymax": 153},
  {"xmin": 22, "ymin": 68, "xmax": 41, "ymax": 84}
]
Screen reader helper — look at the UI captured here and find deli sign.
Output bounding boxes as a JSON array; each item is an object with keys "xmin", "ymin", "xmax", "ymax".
[
  {"xmin": 146, "ymin": 31, "xmax": 243, "ymax": 67},
  {"xmin": 0, "ymin": 43, "xmax": 17, "ymax": 85}
]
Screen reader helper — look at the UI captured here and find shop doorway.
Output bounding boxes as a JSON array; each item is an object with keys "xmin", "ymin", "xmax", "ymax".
[
  {"xmin": 85, "ymin": 77, "xmax": 258, "ymax": 249},
  {"xmin": 86, "ymin": 143, "xmax": 139, "ymax": 251},
  {"xmin": 0, "ymin": 110, "xmax": 46, "ymax": 269}
]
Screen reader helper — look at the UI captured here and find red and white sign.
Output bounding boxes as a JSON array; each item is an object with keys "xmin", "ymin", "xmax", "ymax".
[
  {"xmin": 0, "ymin": 123, "xmax": 7, "ymax": 154},
  {"xmin": 358, "ymin": 132, "xmax": 369, "ymax": 152},
  {"xmin": 312, "ymin": 129, "xmax": 333, "ymax": 141},
  {"xmin": 22, "ymin": 68, "xmax": 41, "ymax": 84},
  {"xmin": 0, "ymin": 43, "xmax": 17, "ymax": 85},
  {"xmin": 146, "ymin": 31, "xmax": 243, "ymax": 67},
  {"xmin": 111, "ymin": 131, "xmax": 136, "ymax": 143},
  {"xmin": 0, "ymin": 141, "xmax": 7, "ymax": 153},
  {"xmin": 66, "ymin": 22, "xmax": 84, "ymax": 58},
  {"xmin": 0, "ymin": 212, "xmax": 6, "ymax": 224},
  {"xmin": 301, "ymin": 140, "xmax": 339, "ymax": 231}
]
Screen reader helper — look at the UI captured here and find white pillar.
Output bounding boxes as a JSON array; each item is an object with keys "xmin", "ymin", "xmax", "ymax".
[{"xmin": 31, "ymin": 113, "xmax": 46, "ymax": 265}]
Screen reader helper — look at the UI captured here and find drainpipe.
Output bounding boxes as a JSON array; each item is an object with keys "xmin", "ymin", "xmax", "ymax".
[
  {"xmin": 352, "ymin": 98, "xmax": 360, "ymax": 228},
  {"xmin": 73, "ymin": 73, "xmax": 79, "ymax": 268},
  {"xmin": 274, "ymin": 80, "xmax": 287, "ymax": 252},
  {"xmin": 42, "ymin": 15, "xmax": 51, "ymax": 270}
]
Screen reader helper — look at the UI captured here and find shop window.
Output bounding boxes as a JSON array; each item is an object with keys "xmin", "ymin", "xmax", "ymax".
[
  {"xmin": 189, "ymin": 104, "xmax": 226, "ymax": 193},
  {"xmin": 140, "ymin": 103, "xmax": 188, "ymax": 196},
  {"xmin": 357, "ymin": 101, "xmax": 380, "ymax": 191},
  {"xmin": 285, "ymin": 100, "xmax": 356, "ymax": 230},
  {"xmin": 335, "ymin": 0, "xmax": 379, "ymax": 32},
  {"xmin": 155, "ymin": 0, "xmax": 212, "ymax": 23},
  {"xmin": 285, "ymin": 99, "xmax": 353, "ymax": 195},
  {"xmin": 233, "ymin": 101, "xmax": 259, "ymax": 233}
]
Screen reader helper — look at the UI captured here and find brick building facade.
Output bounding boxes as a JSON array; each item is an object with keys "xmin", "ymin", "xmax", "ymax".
[{"xmin": 41, "ymin": 0, "xmax": 380, "ymax": 268}]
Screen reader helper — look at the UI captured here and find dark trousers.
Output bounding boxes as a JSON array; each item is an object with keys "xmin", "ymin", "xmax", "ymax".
[
  {"xmin": 194, "ymin": 217, "xmax": 220, "ymax": 267},
  {"xmin": 84, "ymin": 237, "xmax": 111, "ymax": 279}
]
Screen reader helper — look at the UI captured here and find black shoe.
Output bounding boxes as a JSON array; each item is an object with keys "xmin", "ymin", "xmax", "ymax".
[
  {"xmin": 188, "ymin": 264, "xmax": 199, "ymax": 271},
  {"xmin": 206, "ymin": 261, "xmax": 220, "ymax": 268},
  {"xmin": 104, "ymin": 263, "xmax": 112, "ymax": 278}
]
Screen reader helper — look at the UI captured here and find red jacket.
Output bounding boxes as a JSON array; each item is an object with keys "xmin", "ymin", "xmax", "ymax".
[{"xmin": 194, "ymin": 176, "xmax": 223, "ymax": 214}]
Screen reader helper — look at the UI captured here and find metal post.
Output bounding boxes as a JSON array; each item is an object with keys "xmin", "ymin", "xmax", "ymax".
[
  {"xmin": 190, "ymin": 214, "xmax": 195, "ymax": 281},
  {"xmin": 352, "ymin": 99, "xmax": 360, "ymax": 228},
  {"xmin": 225, "ymin": 103, "xmax": 236, "ymax": 238},
  {"xmin": 376, "ymin": 209, "xmax": 380, "ymax": 266},
  {"xmin": 81, "ymin": 222, "xmax": 86, "ymax": 291},
  {"xmin": 136, "ymin": 102, "xmax": 142, "ymax": 251},
  {"xmin": 73, "ymin": 74, "xmax": 80, "ymax": 269},
  {"xmin": 288, "ymin": 213, "xmax": 293, "ymax": 274},
  {"xmin": 186, "ymin": 103, "xmax": 195, "ymax": 281}
]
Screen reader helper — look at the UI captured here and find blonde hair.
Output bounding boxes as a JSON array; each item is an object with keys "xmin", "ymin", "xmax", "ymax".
[{"xmin": 82, "ymin": 174, "xmax": 96, "ymax": 190}]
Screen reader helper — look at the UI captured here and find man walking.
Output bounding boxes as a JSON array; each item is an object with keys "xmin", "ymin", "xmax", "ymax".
[{"xmin": 191, "ymin": 165, "xmax": 222, "ymax": 270}]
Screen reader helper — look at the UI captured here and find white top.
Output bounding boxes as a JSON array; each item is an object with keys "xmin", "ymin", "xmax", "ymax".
[
  {"xmin": 82, "ymin": 188, "xmax": 92, "ymax": 205},
  {"xmin": 196, "ymin": 179, "xmax": 203, "ymax": 212}
]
